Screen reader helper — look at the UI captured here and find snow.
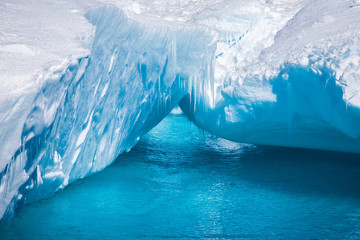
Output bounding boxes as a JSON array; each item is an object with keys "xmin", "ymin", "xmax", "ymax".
[{"xmin": 0, "ymin": 0, "xmax": 360, "ymax": 220}]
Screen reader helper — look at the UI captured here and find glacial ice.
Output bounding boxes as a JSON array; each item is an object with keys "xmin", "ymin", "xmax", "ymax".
[
  {"xmin": 180, "ymin": 0, "xmax": 360, "ymax": 153},
  {"xmin": 0, "ymin": 0, "xmax": 360, "ymax": 220}
]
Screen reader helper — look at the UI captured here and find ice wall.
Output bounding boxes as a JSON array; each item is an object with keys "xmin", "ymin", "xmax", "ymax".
[
  {"xmin": 180, "ymin": 0, "xmax": 360, "ymax": 153},
  {"xmin": 0, "ymin": 5, "xmax": 214, "ymax": 220}
]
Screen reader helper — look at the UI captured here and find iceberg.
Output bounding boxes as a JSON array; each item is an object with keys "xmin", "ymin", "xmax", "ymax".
[
  {"xmin": 0, "ymin": 0, "xmax": 360, "ymax": 220},
  {"xmin": 180, "ymin": 0, "xmax": 360, "ymax": 153},
  {"xmin": 0, "ymin": 0, "xmax": 214, "ymax": 220}
]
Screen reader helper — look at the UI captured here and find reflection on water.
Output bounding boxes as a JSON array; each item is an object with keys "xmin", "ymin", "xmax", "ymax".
[{"xmin": 1, "ymin": 114, "xmax": 360, "ymax": 239}]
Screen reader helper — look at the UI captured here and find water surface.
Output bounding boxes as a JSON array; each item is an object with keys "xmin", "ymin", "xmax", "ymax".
[{"xmin": 1, "ymin": 114, "xmax": 360, "ymax": 239}]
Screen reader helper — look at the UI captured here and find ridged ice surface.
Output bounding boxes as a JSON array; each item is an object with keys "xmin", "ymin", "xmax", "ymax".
[{"xmin": 0, "ymin": 0, "xmax": 360, "ymax": 220}]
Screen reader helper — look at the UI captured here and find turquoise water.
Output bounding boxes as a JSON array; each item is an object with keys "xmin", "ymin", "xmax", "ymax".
[{"xmin": 1, "ymin": 114, "xmax": 360, "ymax": 239}]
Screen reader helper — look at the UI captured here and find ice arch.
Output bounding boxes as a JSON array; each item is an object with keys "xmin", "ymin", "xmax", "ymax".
[
  {"xmin": 1, "ymin": 0, "xmax": 360, "ymax": 220},
  {"xmin": 0, "ymin": 5, "xmax": 215, "ymax": 220}
]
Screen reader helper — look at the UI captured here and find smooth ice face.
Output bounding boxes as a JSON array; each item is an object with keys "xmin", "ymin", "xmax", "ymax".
[{"xmin": 1, "ymin": 0, "xmax": 360, "ymax": 221}]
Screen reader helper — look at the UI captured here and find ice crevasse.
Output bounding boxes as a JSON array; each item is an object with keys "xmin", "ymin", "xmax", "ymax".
[{"xmin": 0, "ymin": 0, "xmax": 360, "ymax": 220}]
